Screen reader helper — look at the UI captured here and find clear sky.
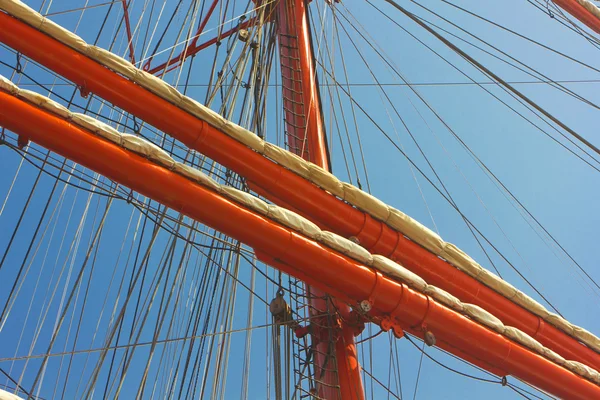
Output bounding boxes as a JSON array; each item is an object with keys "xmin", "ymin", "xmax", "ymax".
[{"xmin": 0, "ymin": 0, "xmax": 599, "ymax": 398}]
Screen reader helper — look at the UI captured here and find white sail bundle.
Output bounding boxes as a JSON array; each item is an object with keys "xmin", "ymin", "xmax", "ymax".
[{"xmin": 576, "ymin": 0, "xmax": 600, "ymax": 20}]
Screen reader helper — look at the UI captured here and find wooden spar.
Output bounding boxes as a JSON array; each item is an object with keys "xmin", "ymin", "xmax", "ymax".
[
  {"xmin": 1, "ymin": 12, "xmax": 599, "ymax": 372},
  {"xmin": 275, "ymin": 0, "xmax": 362, "ymax": 397},
  {"xmin": 2, "ymin": 91, "xmax": 600, "ymax": 400},
  {"xmin": 554, "ymin": 0, "xmax": 600, "ymax": 35}
]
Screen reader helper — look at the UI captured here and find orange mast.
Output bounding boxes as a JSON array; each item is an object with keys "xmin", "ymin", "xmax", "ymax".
[
  {"xmin": 275, "ymin": 0, "xmax": 362, "ymax": 397},
  {"xmin": 2, "ymin": 90, "xmax": 600, "ymax": 400},
  {"xmin": 1, "ymin": 11, "xmax": 598, "ymax": 374}
]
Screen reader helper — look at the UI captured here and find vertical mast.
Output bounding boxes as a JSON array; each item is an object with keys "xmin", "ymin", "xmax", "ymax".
[{"xmin": 275, "ymin": 0, "xmax": 364, "ymax": 398}]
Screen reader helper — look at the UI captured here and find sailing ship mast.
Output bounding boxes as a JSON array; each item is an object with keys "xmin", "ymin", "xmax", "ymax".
[
  {"xmin": 274, "ymin": 0, "xmax": 362, "ymax": 398},
  {"xmin": 0, "ymin": 0, "xmax": 600, "ymax": 398}
]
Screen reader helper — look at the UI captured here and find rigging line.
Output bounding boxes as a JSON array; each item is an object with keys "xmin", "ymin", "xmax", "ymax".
[
  {"xmin": 0, "ymin": 318, "xmax": 314, "ymax": 363},
  {"xmin": 333, "ymin": 10, "xmax": 506, "ymax": 277},
  {"xmin": 108, "ymin": 214, "xmax": 227, "ymax": 398},
  {"xmin": 438, "ymin": 0, "xmax": 600, "ymax": 74},
  {"xmin": 405, "ymin": 1, "xmax": 600, "ymax": 113},
  {"xmin": 310, "ymin": 0, "xmax": 336, "ymax": 174},
  {"xmin": 405, "ymin": 333, "xmax": 555, "ymax": 399},
  {"xmin": 63, "ymin": 192, "xmax": 129, "ymax": 394},
  {"xmin": 411, "ymin": 338, "xmax": 425, "ymax": 400},
  {"xmin": 55, "ymin": 181, "xmax": 106, "ymax": 399},
  {"xmin": 360, "ymin": 367, "xmax": 402, "ymax": 399},
  {"xmin": 98, "ymin": 196, "xmax": 157, "ymax": 399},
  {"xmin": 38, "ymin": 180, "xmax": 106, "ymax": 396},
  {"xmin": 141, "ymin": 0, "xmax": 185, "ymax": 66},
  {"xmin": 152, "ymin": 228, "xmax": 246, "ymax": 396},
  {"xmin": 315, "ymin": 63, "xmax": 564, "ymax": 315},
  {"xmin": 137, "ymin": 0, "xmax": 157, "ymax": 64},
  {"xmin": 202, "ymin": 247, "xmax": 254, "ymax": 397},
  {"xmin": 191, "ymin": 240, "xmax": 233, "ymax": 398},
  {"xmin": 171, "ymin": 0, "xmax": 206, "ymax": 86},
  {"xmin": 139, "ymin": 1, "xmax": 273, "ymax": 68},
  {"xmin": 411, "ymin": 333, "xmax": 554, "ymax": 399},
  {"xmin": 358, "ymin": 3, "xmax": 600, "ymax": 173},
  {"xmin": 322, "ymin": 73, "xmax": 357, "ymax": 184},
  {"xmin": 528, "ymin": 0, "xmax": 600, "ymax": 48},
  {"xmin": 374, "ymin": 0, "xmax": 600, "ymax": 293},
  {"xmin": 182, "ymin": 231, "xmax": 232, "ymax": 398},
  {"xmin": 2, "ymin": 143, "xmax": 121, "ymax": 198},
  {"xmin": 61, "ymin": 184, "xmax": 127, "ymax": 397},
  {"xmin": 0, "ymin": 166, "xmax": 113, "ymax": 360},
  {"xmin": 342, "ymin": 18, "xmax": 600, "ymax": 304},
  {"xmin": 42, "ymin": 1, "xmax": 119, "ymax": 17},
  {"xmin": 349, "ymin": 0, "xmax": 600, "ymax": 172},
  {"xmin": 148, "ymin": 218, "xmax": 202, "ymax": 395},
  {"xmin": 156, "ymin": 0, "xmax": 202, "ymax": 82},
  {"xmin": 113, "ymin": 217, "xmax": 196, "ymax": 397},
  {"xmin": 6, "ymin": 163, "xmax": 87, "ymax": 381},
  {"xmin": 0, "ymin": 136, "xmax": 26, "ymax": 218},
  {"xmin": 118, "ymin": 189, "xmax": 264, "ymax": 398},
  {"xmin": 379, "ymin": 86, "xmax": 441, "ymax": 235},
  {"xmin": 350, "ymin": 4, "xmax": 600, "ymax": 299},
  {"xmin": 404, "ymin": 335, "xmax": 500, "ymax": 385},
  {"xmin": 508, "ymin": 384, "xmax": 536, "ymax": 400},
  {"xmin": 0, "ymin": 151, "xmax": 51, "ymax": 275},
  {"xmin": 512, "ymin": 378, "xmax": 555, "ymax": 400},
  {"xmin": 123, "ymin": 190, "xmax": 283, "ymax": 295},
  {"xmin": 392, "ymin": 335, "xmax": 404, "ymax": 398},
  {"xmin": 320, "ymin": 10, "xmax": 362, "ymax": 186},
  {"xmin": 459, "ymin": 144, "xmax": 600, "ymax": 297},
  {"xmin": 32, "ymin": 175, "xmax": 94, "ymax": 397},
  {"xmin": 397, "ymin": 3, "xmax": 600, "ymax": 153},
  {"xmin": 0, "ymin": 368, "xmax": 35, "ymax": 400},
  {"xmin": 381, "ymin": 0, "xmax": 600, "ymax": 158},
  {"xmin": 340, "ymin": 7, "xmax": 542, "ymax": 284},
  {"xmin": 11, "ymin": 144, "xmax": 135, "ymax": 201},
  {"xmin": 25, "ymin": 190, "xmax": 113, "ymax": 397},
  {"xmin": 117, "ymin": 227, "xmax": 214, "ymax": 388},
  {"xmin": 355, "ymin": 328, "xmax": 384, "ymax": 344},
  {"xmin": 330, "ymin": 8, "xmax": 371, "ymax": 191},
  {"xmin": 85, "ymin": 211, "xmax": 170, "ymax": 397},
  {"xmin": 546, "ymin": 0, "xmax": 600, "ymax": 47}
]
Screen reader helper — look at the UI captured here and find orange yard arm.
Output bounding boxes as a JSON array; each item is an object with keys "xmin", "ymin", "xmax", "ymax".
[
  {"xmin": 553, "ymin": 0, "xmax": 600, "ymax": 34},
  {"xmin": 1, "ymin": 90, "xmax": 600, "ymax": 400},
  {"xmin": 1, "ymin": 11, "xmax": 599, "ymax": 373}
]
